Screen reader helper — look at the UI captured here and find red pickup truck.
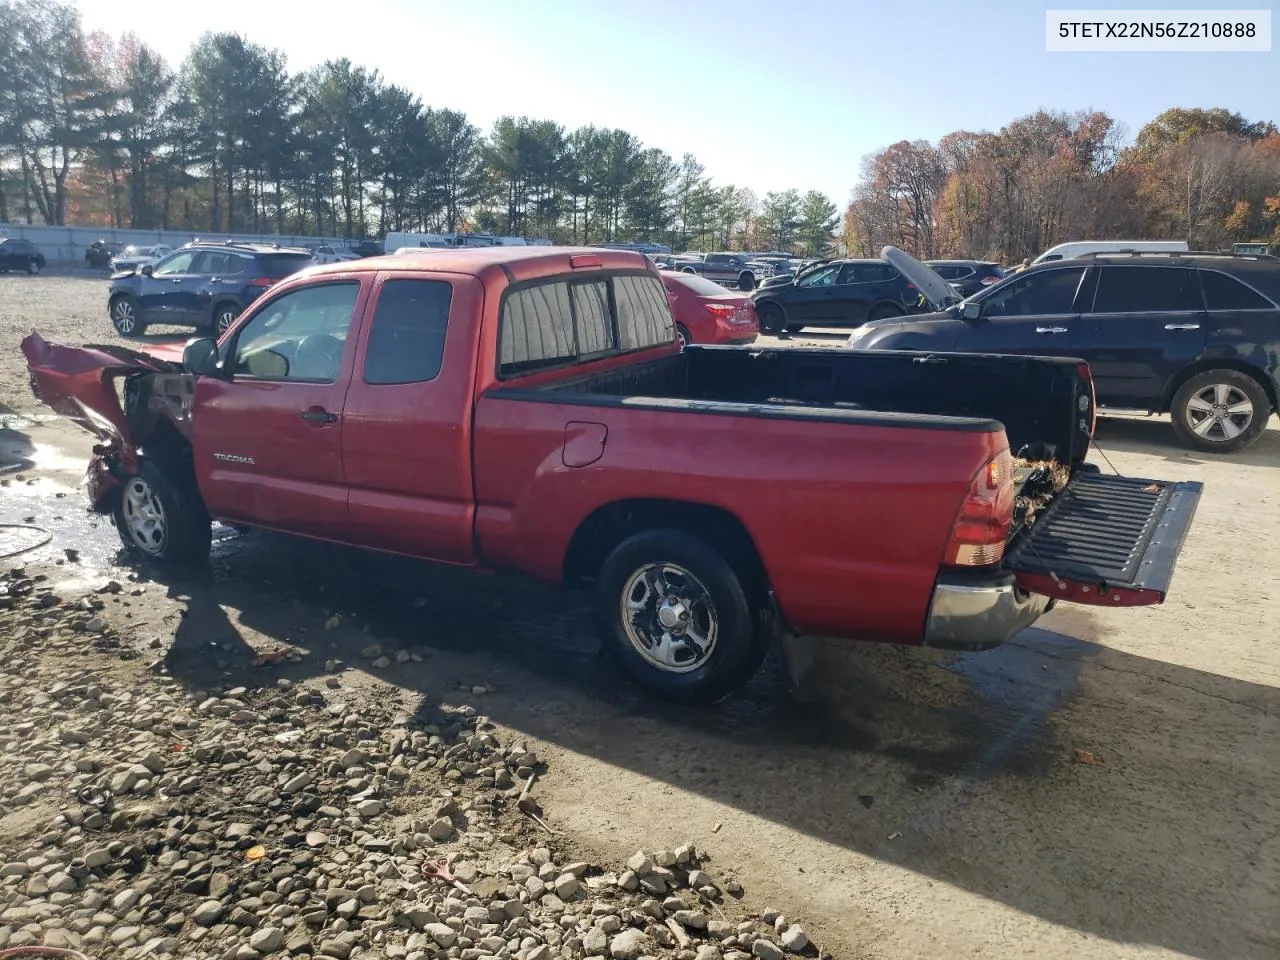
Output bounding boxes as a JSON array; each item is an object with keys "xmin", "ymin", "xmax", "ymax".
[{"xmin": 22, "ymin": 246, "xmax": 1202, "ymax": 702}]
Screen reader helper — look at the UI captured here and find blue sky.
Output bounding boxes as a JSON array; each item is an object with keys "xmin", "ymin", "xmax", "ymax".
[{"xmin": 77, "ymin": 0, "xmax": 1278, "ymax": 205}]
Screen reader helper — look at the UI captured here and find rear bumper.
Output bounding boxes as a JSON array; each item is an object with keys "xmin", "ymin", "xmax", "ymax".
[{"xmin": 922, "ymin": 571, "xmax": 1051, "ymax": 651}]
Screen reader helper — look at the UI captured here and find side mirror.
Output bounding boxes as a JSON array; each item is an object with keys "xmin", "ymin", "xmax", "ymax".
[
  {"xmin": 962, "ymin": 301, "xmax": 983, "ymax": 321},
  {"xmin": 139, "ymin": 264, "xmax": 153, "ymax": 277},
  {"xmin": 182, "ymin": 337, "xmax": 221, "ymax": 377}
]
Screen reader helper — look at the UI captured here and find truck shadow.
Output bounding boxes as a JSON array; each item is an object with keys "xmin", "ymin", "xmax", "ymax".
[
  {"xmin": 1093, "ymin": 415, "xmax": 1280, "ymax": 467},
  {"xmin": 146, "ymin": 529, "xmax": 1279, "ymax": 960}
]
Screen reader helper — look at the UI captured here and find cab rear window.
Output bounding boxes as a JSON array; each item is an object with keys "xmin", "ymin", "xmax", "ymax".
[{"xmin": 499, "ymin": 271, "xmax": 674, "ymax": 378}]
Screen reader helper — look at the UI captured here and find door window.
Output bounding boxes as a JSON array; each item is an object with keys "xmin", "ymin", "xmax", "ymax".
[
  {"xmin": 231, "ymin": 282, "xmax": 360, "ymax": 382},
  {"xmin": 1199, "ymin": 270, "xmax": 1274, "ymax": 311},
  {"xmin": 796, "ymin": 265, "xmax": 841, "ymax": 287},
  {"xmin": 982, "ymin": 267, "xmax": 1086, "ymax": 317},
  {"xmin": 192, "ymin": 251, "xmax": 245, "ymax": 275},
  {"xmin": 151, "ymin": 251, "xmax": 197, "ymax": 276},
  {"xmin": 363, "ymin": 279, "xmax": 452, "ymax": 384},
  {"xmin": 1092, "ymin": 266, "xmax": 1202, "ymax": 313}
]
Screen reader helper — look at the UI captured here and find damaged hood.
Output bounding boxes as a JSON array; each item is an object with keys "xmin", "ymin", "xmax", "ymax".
[{"xmin": 21, "ymin": 331, "xmax": 184, "ymax": 444}]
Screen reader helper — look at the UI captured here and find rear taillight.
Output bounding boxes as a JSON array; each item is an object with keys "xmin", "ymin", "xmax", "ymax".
[
  {"xmin": 943, "ymin": 449, "xmax": 1014, "ymax": 567},
  {"xmin": 704, "ymin": 303, "xmax": 736, "ymax": 318},
  {"xmin": 249, "ymin": 277, "xmax": 277, "ymax": 288}
]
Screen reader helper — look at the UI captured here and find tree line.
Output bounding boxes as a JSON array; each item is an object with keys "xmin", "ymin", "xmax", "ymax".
[
  {"xmin": 0, "ymin": 0, "xmax": 840, "ymax": 253},
  {"xmin": 846, "ymin": 107, "xmax": 1280, "ymax": 263}
]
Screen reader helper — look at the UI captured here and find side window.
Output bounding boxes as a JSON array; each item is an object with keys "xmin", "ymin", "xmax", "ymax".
[
  {"xmin": 983, "ymin": 267, "xmax": 1086, "ymax": 317},
  {"xmin": 364, "ymin": 279, "xmax": 452, "ymax": 385},
  {"xmin": 930, "ymin": 265, "xmax": 957, "ymax": 280},
  {"xmin": 614, "ymin": 275, "xmax": 674, "ymax": 350},
  {"xmin": 1092, "ymin": 267, "xmax": 1202, "ymax": 313},
  {"xmin": 151, "ymin": 251, "xmax": 197, "ymax": 277},
  {"xmin": 232, "ymin": 282, "xmax": 359, "ymax": 382},
  {"xmin": 500, "ymin": 282, "xmax": 575, "ymax": 376},
  {"xmin": 572, "ymin": 281, "xmax": 613, "ymax": 355},
  {"xmin": 192, "ymin": 251, "xmax": 240, "ymax": 275},
  {"xmin": 797, "ymin": 265, "xmax": 840, "ymax": 287},
  {"xmin": 1199, "ymin": 270, "xmax": 1273, "ymax": 311}
]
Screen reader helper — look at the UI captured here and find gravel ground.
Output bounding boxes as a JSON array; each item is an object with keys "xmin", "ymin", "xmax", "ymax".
[{"xmin": 2, "ymin": 269, "xmax": 1279, "ymax": 960}]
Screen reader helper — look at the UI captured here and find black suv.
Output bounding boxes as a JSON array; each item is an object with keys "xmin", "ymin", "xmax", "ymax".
[
  {"xmin": 0, "ymin": 237, "xmax": 47, "ymax": 275},
  {"xmin": 850, "ymin": 251, "xmax": 1280, "ymax": 453},
  {"xmin": 752, "ymin": 259, "xmax": 918, "ymax": 334},
  {"xmin": 107, "ymin": 241, "xmax": 315, "ymax": 338},
  {"xmin": 926, "ymin": 260, "xmax": 1006, "ymax": 297}
]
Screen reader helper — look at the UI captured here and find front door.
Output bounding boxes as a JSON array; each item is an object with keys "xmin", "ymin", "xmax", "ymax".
[
  {"xmin": 341, "ymin": 273, "xmax": 479, "ymax": 564},
  {"xmin": 958, "ymin": 264, "xmax": 1090, "ymax": 354},
  {"xmin": 140, "ymin": 250, "xmax": 199, "ymax": 324},
  {"xmin": 785, "ymin": 263, "xmax": 844, "ymax": 322},
  {"xmin": 1068, "ymin": 264, "xmax": 1209, "ymax": 409},
  {"xmin": 192, "ymin": 278, "xmax": 368, "ymax": 538}
]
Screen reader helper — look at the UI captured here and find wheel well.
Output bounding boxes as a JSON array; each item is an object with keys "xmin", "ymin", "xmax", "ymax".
[
  {"xmin": 562, "ymin": 499, "xmax": 770, "ymax": 600},
  {"xmin": 211, "ymin": 299, "xmax": 239, "ymax": 316},
  {"xmin": 1162, "ymin": 360, "xmax": 1277, "ymax": 414},
  {"xmin": 869, "ymin": 301, "xmax": 905, "ymax": 317}
]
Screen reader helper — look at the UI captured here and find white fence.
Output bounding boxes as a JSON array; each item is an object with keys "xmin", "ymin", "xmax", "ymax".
[{"xmin": 0, "ymin": 222, "xmax": 357, "ymax": 264}]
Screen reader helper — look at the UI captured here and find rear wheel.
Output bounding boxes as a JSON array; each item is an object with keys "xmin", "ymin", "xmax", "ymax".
[
  {"xmin": 27, "ymin": 259, "xmax": 41, "ymax": 276},
  {"xmin": 757, "ymin": 302, "xmax": 785, "ymax": 335},
  {"xmin": 212, "ymin": 302, "xmax": 240, "ymax": 337},
  {"xmin": 110, "ymin": 294, "xmax": 146, "ymax": 337},
  {"xmin": 738, "ymin": 271, "xmax": 755, "ymax": 292},
  {"xmin": 596, "ymin": 529, "xmax": 767, "ymax": 704},
  {"xmin": 112, "ymin": 459, "xmax": 211, "ymax": 565},
  {"xmin": 1170, "ymin": 369, "xmax": 1271, "ymax": 453},
  {"xmin": 676, "ymin": 324, "xmax": 692, "ymax": 349},
  {"xmin": 868, "ymin": 304, "xmax": 904, "ymax": 322}
]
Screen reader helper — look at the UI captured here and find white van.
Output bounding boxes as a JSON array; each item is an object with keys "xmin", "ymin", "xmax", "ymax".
[{"xmin": 1032, "ymin": 240, "xmax": 1188, "ymax": 264}]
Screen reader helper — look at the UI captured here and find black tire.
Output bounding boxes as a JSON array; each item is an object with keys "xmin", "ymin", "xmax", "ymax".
[
  {"xmin": 738, "ymin": 272, "xmax": 755, "ymax": 292},
  {"xmin": 681, "ymin": 267, "xmax": 698, "ymax": 275},
  {"xmin": 676, "ymin": 324, "xmax": 692, "ymax": 349},
  {"xmin": 211, "ymin": 302, "xmax": 240, "ymax": 337},
  {"xmin": 1169, "ymin": 368, "xmax": 1271, "ymax": 453},
  {"xmin": 784, "ymin": 324, "xmax": 805, "ymax": 334},
  {"xmin": 595, "ymin": 529, "xmax": 767, "ymax": 704},
  {"xmin": 757, "ymin": 302, "xmax": 785, "ymax": 335},
  {"xmin": 27, "ymin": 259, "xmax": 42, "ymax": 276},
  {"xmin": 868, "ymin": 304, "xmax": 904, "ymax": 323},
  {"xmin": 112, "ymin": 458, "xmax": 211, "ymax": 566},
  {"xmin": 110, "ymin": 294, "xmax": 146, "ymax": 338}
]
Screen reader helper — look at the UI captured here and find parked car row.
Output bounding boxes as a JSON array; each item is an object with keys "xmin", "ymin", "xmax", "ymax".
[{"xmin": 850, "ymin": 247, "xmax": 1280, "ymax": 453}]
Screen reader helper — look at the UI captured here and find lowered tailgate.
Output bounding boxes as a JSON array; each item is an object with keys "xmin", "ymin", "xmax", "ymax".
[{"xmin": 1004, "ymin": 472, "xmax": 1202, "ymax": 606}]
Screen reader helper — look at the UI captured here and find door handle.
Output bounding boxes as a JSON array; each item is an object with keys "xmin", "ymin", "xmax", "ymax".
[
  {"xmin": 1035, "ymin": 326, "xmax": 1068, "ymax": 334},
  {"xmin": 300, "ymin": 408, "xmax": 338, "ymax": 425},
  {"xmin": 1164, "ymin": 323, "xmax": 1200, "ymax": 330}
]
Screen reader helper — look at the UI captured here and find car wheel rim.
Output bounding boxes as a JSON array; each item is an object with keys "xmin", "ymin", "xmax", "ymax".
[
  {"xmin": 113, "ymin": 301, "xmax": 136, "ymax": 334},
  {"xmin": 1185, "ymin": 383, "xmax": 1253, "ymax": 442},
  {"xmin": 677, "ymin": 328, "xmax": 688, "ymax": 349},
  {"xmin": 619, "ymin": 562, "xmax": 718, "ymax": 674},
  {"xmin": 121, "ymin": 477, "xmax": 167, "ymax": 556},
  {"xmin": 216, "ymin": 311, "xmax": 236, "ymax": 335}
]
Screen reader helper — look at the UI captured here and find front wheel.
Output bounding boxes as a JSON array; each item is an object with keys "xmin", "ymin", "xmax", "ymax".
[
  {"xmin": 112, "ymin": 459, "xmax": 211, "ymax": 565},
  {"xmin": 111, "ymin": 295, "xmax": 146, "ymax": 338},
  {"xmin": 27, "ymin": 259, "xmax": 41, "ymax": 276},
  {"xmin": 1170, "ymin": 369, "xmax": 1271, "ymax": 453},
  {"xmin": 212, "ymin": 303, "xmax": 240, "ymax": 337},
  {"xmin": 595, "ymin": 529, "xmax": 767, "ymax": 704}
]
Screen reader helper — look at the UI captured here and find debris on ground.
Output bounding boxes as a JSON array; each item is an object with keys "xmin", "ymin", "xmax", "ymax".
[{"xmin": 0, "ymin": 568, "xmax": 825, "ymax": 959}]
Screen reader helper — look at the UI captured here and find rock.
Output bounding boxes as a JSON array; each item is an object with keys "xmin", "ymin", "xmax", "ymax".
[
  {"xmin": 674, "ymin": 910, "xmax": 709, "ymax": 930},
  {"xmin": 250, "ymin": 927, "xmax": 285, "ymax": 952},
  {"xmin": 752, "ymin": 940, "xmax": 784, "ymax": 960},
  {"xmin": 781, "ymin": 927, "xmax": 809, "ymax": 953},
  {"xmin": 697, "ymin": 947, "xmax": 724, "ymax": 960},
  {"xmin": 610, "ymin": 929, "xmax": 647, "ymax": 960},
  {"xmin": 48, "ymin": 871, "xmax": 77, "ymax": 893},
  {"xmin": 281, "ymin": 772, "xmax": 312, "ymax": 793},
  {"xmin": 23, "ymin": 761, "xmax": 54, "ymax": 781},
  {"xmin": 554, "ymin": 872, "xmax": 580, "ymax": 898},
  {"xmin": 84, "ymin": 848, "xmax": 112, "ymax": 869},
  {"xmin": 192, "ymin": 900, "xmax": 224, "ymax": 926},
  {"xmin": 425, "ymin": 923, "xmax": 457, "ymax": 948},
  {"xmin": 112, "ymin": 888, "xmax": 141, "ymax": 911},
  {"xmin": 403, "ymin": 905, "xmax": 439, "ymax": 930},
  {"xmin": 427, "ymin": 817, "xmax": 454, "ymax": 841},
  {"xmin": 361, "ymin": 644, "xmax": 383, "ymax": 658},
  {"xmin": 0, "ymin": 862, "xmax": 30, "ymax": 878},
  {"xmin": 583, "ymin": 927, "xmax": 609, "ymax": 954},
  {"xmin": 355, "ymin": 799, "xmax": 383, "ymax": 818},
  {"xmin": 371, "ymin": 656, "xmax": 391, "ymax": 669},
  {"xmin": 525, "ymin": 946, "xmax": 553, "ymax": 960},
  {"xmin": 626, "ymin": 851, "xmax": 653, "ymax": 875}
]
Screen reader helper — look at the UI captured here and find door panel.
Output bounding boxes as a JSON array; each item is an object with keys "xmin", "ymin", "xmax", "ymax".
[
  {"xmin": 342, "ymin": 274, "xmax": 480, "ymax": 564},
  {"xmin": 958, "ymin": 265, "xmax": 1089, "ymax": 356},
  {"xmin": 786, "ymin": 264, "xmax": 843, "ymax": 322},
  {"xmin": 142, "ymin": 250, "xmax": 199, "ymax": 323},
  {"xmin": 192, "ymin": 279, "xmax": 367, "ymax": 538},
  {"xmin": 1068, "ymin": 265, "xmax": 1209, "ymax": 409}
]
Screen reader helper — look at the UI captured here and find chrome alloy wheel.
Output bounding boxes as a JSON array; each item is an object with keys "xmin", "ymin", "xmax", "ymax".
[
  {"xmin": 1184, "ymin": 382, "xmax": 1254, "ymax": 443},
  {"xmin": 619, "ymin": 562, "xmax": 718, "ymax": 673}
]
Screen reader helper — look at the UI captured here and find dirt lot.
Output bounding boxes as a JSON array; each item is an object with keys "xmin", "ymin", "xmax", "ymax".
[{"xmin": 2, "ymin": 269, "xmax": 1279, "ymax": 960}]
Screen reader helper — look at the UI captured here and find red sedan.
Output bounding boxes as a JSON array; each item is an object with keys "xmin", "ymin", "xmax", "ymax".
[{"xmin": 660, "ymin": 271, "xmax": 759, "ymax": 347}]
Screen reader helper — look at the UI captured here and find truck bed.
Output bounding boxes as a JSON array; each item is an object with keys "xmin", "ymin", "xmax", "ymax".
[{"xmin": 521, "ymin": 345, "xmax": 1093, "ymax": 466}]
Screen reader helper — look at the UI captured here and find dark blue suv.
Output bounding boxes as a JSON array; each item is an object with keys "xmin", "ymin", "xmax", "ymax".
[
  {"xmin": 108, "ymin": 241, "xmax": 315, "ymax": 338},
  {"xmin": 751, "ymin": 259, "xmax": 919, "ymax": 335}
]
